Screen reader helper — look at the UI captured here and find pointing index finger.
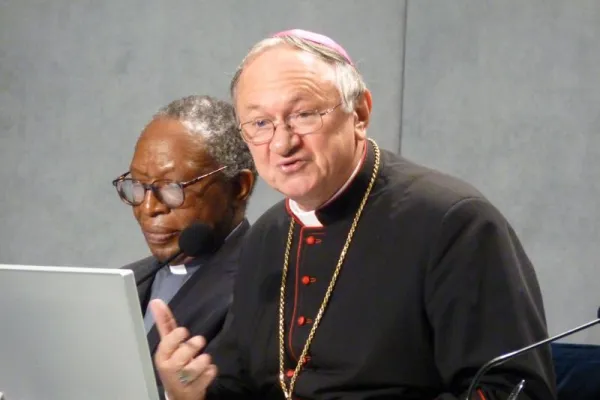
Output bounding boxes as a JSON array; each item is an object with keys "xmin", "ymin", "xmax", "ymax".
[{"xmin": 150, "ymin": 299, "xmax": 178, "ymax": 338}]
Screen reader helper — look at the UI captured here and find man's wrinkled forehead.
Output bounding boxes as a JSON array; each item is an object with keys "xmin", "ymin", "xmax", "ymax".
[
  {"xmin": 272, "ymin": 29, "xmax": 353, "ymax": 65},
  {"xmin": 236, "ymin": 51, "xmax": 338, "ymax": 113},
  {"xmin": 132, "ymin": 119, "xmax": 209, "ymax": 168}
]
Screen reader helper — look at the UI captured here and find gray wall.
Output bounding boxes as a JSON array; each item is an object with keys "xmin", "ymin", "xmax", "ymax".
[
  {"xmin": 2, "ymin": 0, "xmax": 599, "ymax": 343},
  {"xmin": 402, "ymin": 0, "xmax": 600, "ymax": 343},
  {"xmin": 0, "ymin": 0, "xmax": 406, "ymax": 266}
]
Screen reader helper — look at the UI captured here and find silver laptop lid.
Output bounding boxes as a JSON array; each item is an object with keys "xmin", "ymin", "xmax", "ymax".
[{"xmin": 0, "ymin": 265, "xmax": 159, "ymax": 400}]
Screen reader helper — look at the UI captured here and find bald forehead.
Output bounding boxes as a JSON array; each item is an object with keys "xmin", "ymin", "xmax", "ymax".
[
  {"xmin": 131, "ymin": 118, "xmax": 213, "ymax": 178},
  {"xmin": 236, "ymin": 46, "xmax": 338, "ymax": 112},
  {"xmin": 135, "ymin": 118, "xmax": 200, "ymax": 155}
]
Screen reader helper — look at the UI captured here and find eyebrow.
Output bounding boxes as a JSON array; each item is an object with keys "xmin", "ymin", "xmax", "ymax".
[
  {"xmin": 242, "ymin": 94, "xmax": 310, "ymax": 114},
  {"xmin": 129, "ymin": 165, "xmax": 176, "ymax": 179},
  {"xmin": 129, "ymin": 167, "xmax": 146, "ymax": 177}
]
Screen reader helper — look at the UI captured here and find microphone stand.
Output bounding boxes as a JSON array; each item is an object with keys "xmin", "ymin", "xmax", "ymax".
[{"xmin": 464, "ymin": 317, "xmax": 600, "ymax": 400}]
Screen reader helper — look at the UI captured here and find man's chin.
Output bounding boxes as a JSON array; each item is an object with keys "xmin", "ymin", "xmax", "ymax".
[
  {"xmin": 150, "ymin": 247, "xmax": 180, "ymax": 264},
  {"xmin": 276, "ymin": 179, "xmax": 316, "ymax": 202}
]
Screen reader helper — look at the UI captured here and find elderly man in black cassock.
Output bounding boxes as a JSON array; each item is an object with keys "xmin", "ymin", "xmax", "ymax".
[{"xmin": 149, "ymin": 30, "xmax": 557, "ymax": 400}]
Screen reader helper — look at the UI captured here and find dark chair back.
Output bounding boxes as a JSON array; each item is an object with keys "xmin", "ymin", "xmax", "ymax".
[{"xmin": 551, "ymin": 342, "xmax": 600, "ymax": 400}]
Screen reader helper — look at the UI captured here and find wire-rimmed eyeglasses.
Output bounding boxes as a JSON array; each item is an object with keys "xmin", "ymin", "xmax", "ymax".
[
  {"xmin": 238, "ymin": 103, "xmax": 342, "ymax": 145},
  {"xmin": 111, "ymin": 166, "xmax": 227, "ymax": 208}
]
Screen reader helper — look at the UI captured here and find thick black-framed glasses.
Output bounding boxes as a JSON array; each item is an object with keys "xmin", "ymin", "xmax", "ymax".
[
  {"xmin": 111, "ymin": 166, "xmax": 227, "ymax": 208},
  {"xmin": 238, "ymin": 103, "xmax": 343, "ymax": 145}
]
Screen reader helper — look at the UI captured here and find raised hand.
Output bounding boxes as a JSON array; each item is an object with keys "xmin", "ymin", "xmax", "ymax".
[{"xmin": 150, "ymin": 299, "xmax": 218, "ymax": 400}]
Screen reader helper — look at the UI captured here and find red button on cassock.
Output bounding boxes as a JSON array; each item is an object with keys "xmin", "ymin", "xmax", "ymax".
[
  {"xmin": 297, "ymin": 316, "xmax": 306, "ymax": 326},
  {"xmin": 305, "ymin": 236, "xmax": 316, "ymax": 245},
  {"xmin": 301, "ymin": 275, "xmax": 311, "ymax": 285},
  {"xmin": 286, "ymin": 369, "xmax": 294, "ymax": 378}
]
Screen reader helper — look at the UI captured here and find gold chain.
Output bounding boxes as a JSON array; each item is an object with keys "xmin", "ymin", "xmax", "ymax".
[{"xmin": 278, "ymin": 139, "xmax": 381, "ymax": 399}]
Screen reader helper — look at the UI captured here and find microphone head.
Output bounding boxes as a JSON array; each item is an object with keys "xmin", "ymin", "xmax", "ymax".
[
  {"xmin": 178, "ymin": 222, "xmax": 218, "ymax": 258},
  {"xmin": 597, "ymin": 307, "xmax": 600, "ymax": 320}
]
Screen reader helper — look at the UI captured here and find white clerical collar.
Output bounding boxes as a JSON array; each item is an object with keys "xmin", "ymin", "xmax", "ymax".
[
  {"xmin": 169, "ymin": 264, "xmax": 188, "ymax": 275},
  {"xmin": 288, "ymin": 146, "xmax": 366, "ymax": 228},
  {"xmin": 168, "ymin": 220, "xmax": 244, "ymax": 275}
]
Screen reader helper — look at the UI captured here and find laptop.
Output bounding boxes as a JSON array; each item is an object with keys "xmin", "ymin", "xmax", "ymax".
[{"xmin": 0, "ymin": 264, "xmax": 159, "ymax": 400}]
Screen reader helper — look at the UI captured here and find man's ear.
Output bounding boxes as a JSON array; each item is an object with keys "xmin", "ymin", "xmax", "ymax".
[
  {"xmin": 232, "ymin": 169, "xmax": 255, "ymax": 204},
  {"xmin": 353, "ymin": 90, "xmax": 372, "ymax": 140}
]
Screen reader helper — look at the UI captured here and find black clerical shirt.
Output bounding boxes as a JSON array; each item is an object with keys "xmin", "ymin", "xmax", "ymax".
[{"xmin": 207, "ymin": 141, "xmax": 556, "ymax": 400}]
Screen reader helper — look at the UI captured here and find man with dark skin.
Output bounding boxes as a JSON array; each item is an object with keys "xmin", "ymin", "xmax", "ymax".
[{"xmin": 113, "ymin": 95, "xmax": 256, "ymax": 398}]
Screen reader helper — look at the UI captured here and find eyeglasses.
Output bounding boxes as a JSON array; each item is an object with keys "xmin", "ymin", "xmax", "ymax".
[
  {"xmin": 111, "ymin": 166, "xmax": 227, "ymax": 208},
  {"xmin": 238, "ymin": 103, "xmax": 342, "ymax": 145}
]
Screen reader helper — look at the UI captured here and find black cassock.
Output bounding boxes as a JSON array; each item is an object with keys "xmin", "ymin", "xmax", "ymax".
[{"xmin": 208, "ymin": 140, "xmax": 556, "ymax": 400}]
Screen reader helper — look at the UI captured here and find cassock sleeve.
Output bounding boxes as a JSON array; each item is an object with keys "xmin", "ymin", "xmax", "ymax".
[
  {"xmin": 204, "ymin": 307, "xmax": 256, "ymax": 399},
  {"xmin": 424, "ymin": 197, "xmax": 556, "ymax": 400},
  {"xmin": 205, "ymin": 231, "xmax": 261, "ymax": 399}
]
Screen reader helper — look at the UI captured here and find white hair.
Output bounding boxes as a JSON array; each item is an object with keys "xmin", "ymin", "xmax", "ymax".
[{"xmin": 230, "ymin": 35, "xmax": 367, "ymax": 113}]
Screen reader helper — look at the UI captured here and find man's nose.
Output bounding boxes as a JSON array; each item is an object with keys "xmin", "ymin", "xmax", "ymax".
[
  {"xmin": 269, "ymin": 123, "xmax": 301, "ymax": 157},
  {"xmin": 140, "ymin": 188, "xmax": 169, "ymax": 217}
]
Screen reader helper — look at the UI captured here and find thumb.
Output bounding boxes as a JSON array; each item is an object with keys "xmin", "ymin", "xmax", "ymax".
[{"xmin": 149, "ymin": 299, "xmax": 178, "ymax": 338}]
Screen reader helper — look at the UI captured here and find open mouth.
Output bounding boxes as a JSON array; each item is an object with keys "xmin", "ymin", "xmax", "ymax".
[{"xmin": 279, "ymin": 159, "xmax": 306, "ymax": 173}]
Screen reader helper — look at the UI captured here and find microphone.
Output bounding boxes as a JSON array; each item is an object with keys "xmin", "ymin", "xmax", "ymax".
[
  {"xmin": 464, "ymin": 307, "xmax": 600, "ymax": 400},
  {"xmin": 135, "ymin": 223, "xmax": 216, "ymax": 286}
]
